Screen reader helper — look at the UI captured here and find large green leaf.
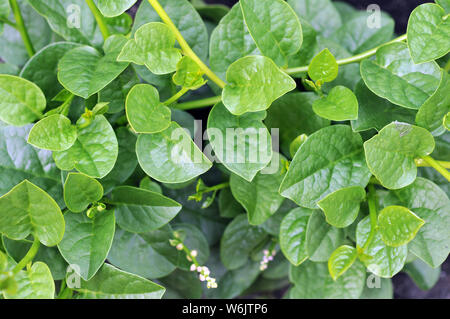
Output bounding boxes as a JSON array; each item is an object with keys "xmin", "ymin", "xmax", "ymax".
[
  {"xmin": 111, "ymin": 186, "xmax": 181, "ymax": 233},
  {"xmin": 136, "ymin": 122, "xmax": 212, "ymax": 183},
  {"xmin": 58, "ymin": 211, "xmax": 115, "ymax": 280},
  {"xmin": 240, "ymin": 0, "xmax": 302, "ymax": 67},
  {"xmin": 0, "ymin": 75, "xmax": 46, "ymax": 126},
  {"xmin": 359, "ymin": 278, "xmax": 393, "ymax": 299},
  {"xmin": 279, "ymin": 207, "xmax": 313, "ymax": 266},
  {"xmin": 118, "ymin": 22, "xmax": 181, "ymax": 75},
  {"xmin": 96, "ymin": 0, "xmax": 138, "ymax": 17},
  {"xmin": 207, "ymin": 103, "xmax": 272, "ymax": 182},
  {"xmin": 312, "ymin": 85, "xmax": 358, "ymax": 121},
  {"xmin": 404, "ymin": 258, "xmax": 441, "ymax": 291},
  {"xmin": 356, "ymin": 216, "xmax": 407, "ymax": 278},
  {"xmin": 53, "ymin": 115, "xmax": 118, "ymax": 179},
  {"xmin": 364, "ymin": 122, "xmax": 435, "ymax": 189},
  {"xmin": 384, "ymin": 178, "xmax": 450, "ymax": 268},
  {"xmin": 58, "ymin": 35, "xmax": 129, "ymax": 99},
  {"xmin": 229, "ymin": 153, "xmax": 285, "ymax": 225},
  {"xmin": 125, "ymin": 84, "xmax": 171, "ymax": 134},
  {"xmin": 220, "ymin": 215, "xmax": 268, "ymax": 270},
  {"xmin": 289, "ymin": 260, "xmax": 365, "ymax": 299},
  {"xmin": 0, "ymin": 180, "xmax": 64, "ymax": 247},
  {"xmin": 67, "ymin": 263, "xmax": 165, "ymax": 299},
  {"xmin": 407, "ymin": 3, "xmax": 450, "ymax": 64},
  {"xmin": 4, "ymin": 262, "xmax": 54, "ymax": 299},
  {"xmin": 64, "ymin": 173, "xmax": 104, "ymax": 213},
  {"xmin": 27, "ymin": 114, "xmax": 77, "ymax": 152},
  {"xmin": 328, "ymin": 245, "xmax": 358, "ymax": 281},
  {"xmin": 360, "ymin": 42, "xmax": 441, "ymax": 110},
  {"xmin": 279, "ymin": 125, "xmax": 371, "ymax": 208},
  {"xmin": 222, "ymin": 56, "xmax": 296, "ymax": 115},
  {"xmin": 218, "ymin": 188, "xmax": 243, "ymax": 219}
]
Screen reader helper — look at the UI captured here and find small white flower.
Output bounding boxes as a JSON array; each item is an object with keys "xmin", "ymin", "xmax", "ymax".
[
  {"xmin": 199, "ymin": 274, "xmax": 206, "ymax": 281},
  {"xmin": 197, "ymin": 266, "xmax": 202, "ymax": 272},
  {"xmin": 263, "ymin": 249, "xmax": 269, "ymax": 256},
  {"xmin": 191, "ymin": 250, "xmax": 198, "ymax": 257},
  {"xmin": 190, "ymin": 264, "xmax": 197, "ymax": 271},
  {"xmin": 176, "ymin": 243, "xmax": 184, "ymax": 251}
]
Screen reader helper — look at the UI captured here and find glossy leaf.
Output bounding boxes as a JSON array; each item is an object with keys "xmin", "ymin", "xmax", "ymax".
[
  {"xmin": 96, "ymin": 0, "xmax": 138, "ymax": 17},
  {"xmin": 172, "ymin": 56, "xmax": 206, "ymax": 89},
  {"xmin": 27, "ymin": 115, "xmax": 77, "ymax": 151},
  {"xmin": 64, "ymin": 173, "xmax": 104, "ymax": 213},
  {"xmin": 312, "ymin": 86, "xmax": 358, "ymax": 121},
  {"xmin": 4, "ymin": 262, "xmax": 54, "ymax": 299},
  {"xmin": 328, "ymin": 245, "xmax": 358, "ymax": 281},
  {"xmin": 308, "ymin": 49, "xmax": 338, "ymax": 84},
  {"xmin": 403, "ymin": 258, "xmax": 441, "ymax": 291},
  {"xmin": 364, "ymin": 122, "xmax": 435, "ymax": 189}
]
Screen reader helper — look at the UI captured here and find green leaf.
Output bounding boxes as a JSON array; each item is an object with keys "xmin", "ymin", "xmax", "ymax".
[
  {"xmin": 384, "ymin": 177, "xmax": 450, "ymax": 268},
  {"xmin": 64, "ymin": 173, "xmax": 104, "ymax": 213},
  {"xmin": 312, "ymin": 86, "xmax": 358, "ymax": 121},
  {"xmin": 107, "ymin": 227, "xmax": 176, "ymax": 279},
  {"xmin": 96, "ymin": 0, "xmax": 138, "ymax": 17},
  {"xmin": 305, "ymin": 210, "xmax": 345, "ymax": 262},
  {"xmin": 360, "ymin": 42, "xmax": 441, "ymax": 110},
  {"xmin": 0, "ymin": 0, "xmax": 9, "ymax": 19},
  {"xmin": 0, "ymin": 75, "xmax": 46, "ymax": 126},
  {"xmin": 222, "ymin": 55, "xmax": 296, "ymax": 115},
  {"xmin": 220, "ymin": 215, "xmax": 268, "ymax": 270},
  {"xmin": 0, "ymin": 180, "xmax": 64, "ymax": 247},
  {"xmin": 416, "ymin": 70, "xmax": 450, "ymax": 135},
  {"xmin": 356, "ymin": 216, "xmax": 407, "ymax": 278},
  {"xmin": 280, "ymin": 125, "xmax": 371, "ymax": 209},
  {"xmin": 27, "ymin": 114, "xmax": 77, "ymax": 152},
  {"xmin": 364, "ymin": 122, "xmax": 435, "ymax": 189},
  {"xmin": 58, "ymin": 211, "xmax": 115, "ymax": 280},
  {"xmin": 125, "ymin": 84, "xmax": 171, "ymax": 134},
  {"xmin": 4, "ymin": 262, "xmax": 54, "ymax": 299},
  {"xmin": 136, "ymin": 122, "xmax": 212, "ymax": 183},
  {"xmin": 407, "ymin": 3, "xmax": 450, "ymax": 64},
  {"xmin": 318, "ymin": 186, "xmax": 366, "ymax": 228},
  {"xmin": 219, "ymin": 188, "xmax": 243, "ymax": 219},
  {"xmin": 20, "ymin": 42, "xmax": 81, "ymax": 100},
  {"xmin": 159, "ymin": 269, "xmax": 202, "ymax": 299},
  {"xmin": 289, "ymin": 134, "xmax": 308, "ymax": 158},
  {"xmin": 230, "ymin": 153, "xmax": 286, "ymax": 225},
  {"xmin": 308, "ymin": 49, "xmax": 338, "ymax": 84},
  {"xmin": 209, "ymin": 3, "xmax": 259, "ymax": 81},
  {"xmin": 378, "ymin": 205, "xmax": 425, "ymax": 247},
  {"xmin": 67, "ymin": 263, "xmax": 165, "ymax": 299},
  {"xmin": 53, "ymin": 115, "xmax": 118, "ymax": 179},
  {"xmin": 328, "ymin": 245, "xmax": 357, "ymax": 281},
  {"xmin": 279, "ymin": 207, "xmax": 313, "ymax": 266},
  {"xmin": 118, "ymin": 22, "xmax": 181, "ymax": 75},
  {"xmin": 351, "ymin": 80, "xmax": 416, "ymax": 132},
  {"xmin": 58, "ymin": 35, "xmax": 129, "ymax": 99},
  {"xmin": 403, "ymin": 258, "xmax": 441, "ymax": 291},
  {"xmin": 436, "ymin": 0, "xmax": 450, "ymax": 13},
  {"xmin": 111, "ymin": 186, "xmax": 181, "ymax": 233},
  {"xmin": 289, "ymin": 260, "xmax": 365, "ymax": 299},
  {"xmin": 207, "ymin": 102, "xmax": 272, "ymax": 182},
  {"xmin": 359, "ymin": 278, "xmax": 393, "ymax": 299},
  {"xmin": 211, "ymin": 261, "xmax": 260, "ymax": 299},
  {"xmin": 287, "ymin": 0, "xmax": 342, "ymax": 38},
  {"xmin": 240, "ymin": 0, "xmax": 302, "ymax": 67},
  {"xmin": 172, "ymin": 56, "xmax": 206, "ymax": 89}
]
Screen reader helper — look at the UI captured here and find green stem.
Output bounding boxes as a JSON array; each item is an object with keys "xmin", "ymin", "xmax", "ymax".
[
  {"xmin": 12, "ymin": 237, "xmax": 40, "ymax": 274},
  {"xmin": 284, "ymin": 34, "xmax": 407, "ymax": 75},
  {"xmin": 415, "ymin": 158, "xmax": 450, "ymax": 169},
  {"xmin": 85, "ymin": 0, "xmax": 110, "ymax": 40},
  {"xmin": 200, "ymin": 182, "xmax": 229, "ymax": 194},
  {"xmin": 421, "ymin": 155, "xmax": 450, "ymax": 182},
  {"xmin": 147, "ymin": 0, "xmax": 226, "ymax": 89},
  {"xmin": 174, "ymin": 95, "xmax": 222, "ymax": 110},
  {"xmin": 362, "ymin": 184, "xmax": 378, "ymax": 252},
  {"xmin": 0, "ymin": 17, "xmax": 17, "ymax": 28},
  {"xmin": 9, "ymin": 0, "xmax": 34, "ymax": 57},
  {"xmin": 444, "ymin": 59, "xmax": 450, "ymax": 73},
  {"xmin": 164, "ymin": 87, "xmax": 189, "ymax": 105}
]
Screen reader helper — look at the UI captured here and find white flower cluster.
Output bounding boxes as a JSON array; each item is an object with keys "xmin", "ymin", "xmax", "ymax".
[
  {"xmin": 260, "ymin": 249, "xmax": 276, "ymax": 271},
  {"xmin": 189, "ymin": 251, "xmax": 217, "ymax": 289}
]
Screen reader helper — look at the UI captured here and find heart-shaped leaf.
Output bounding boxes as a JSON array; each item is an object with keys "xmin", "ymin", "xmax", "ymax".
[
  {"xmin": 308, "ymin": 48, "xmax": 338, "ymax": 84},
  {"xmin": 4, "ymin": 262, "xmax": 54, "ymax": 299},
  {"xmin": 64, "ymin": 173, "xmax": 104, "ymax": 213},
  {"xmin": 172, "ymin": 56, "xmax": 206, "ymax": 89},
  {"xmin": 125, "ymin": 84, "xmax": 171, "ymax": 134},
  {"xmin": 118, "ymin": 22, "xmax": 181, "ymax": 75},
  {"xmin": 328, "ymin": 245, "xmax": 358, "ymax": 281},
  {"xmin": 96, "ymin": 0, "xmax": 138, "ymax": 17},
  {"xmin": 58, "ymin": 210, "xmax": 115, "ymax": 280},
  {"xmin": 312, "ymin": 85, "xmax": 358, "ymax": 121},
  {"xmin": 222, "ymin": 55, "xmax": 296, "ymax": 115},
  {"xmin": 364, "ymin": 122, "xmax": 435, "ymax": 189},
  {"xmin": 27, "ymin": 114, "xmax": 77, "ymax": 151},
  {"xmin": 0, "ymin": 180, "xmax": 64, "ymax": 247}
]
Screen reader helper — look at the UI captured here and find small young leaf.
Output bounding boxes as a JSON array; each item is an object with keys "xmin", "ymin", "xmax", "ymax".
[
  {"xmin": 289, "ymin": 134, "xmax": 308, "ymax": 158},
  {"xmin": 118, "ymin": 22, "xmax": 181, "ymax": 75},
  {"xmin": 125, "ymin": 84, "xmax": 171, "ymax": 134},
  {"xmin": 308, "ymin": 48, "xmax": 338, "ymax": 85},
  {"xmin": 378, "ymin": 206, "xmax": 425, "ymax": 247},
  {"xmin": 222, "ymin": 55, "xmax": 296, "ymax": 115},
  {"xmin": 317, "ymin": 186, "xmax": 366, "ymax": 228},
  {"xmin": 172, "ymin": 56, "xmax": 206, "ymax": 89},
  {"xmin": 64, "ymin": 173, "xmax": 104, "ymax": 213},
  {"xmin": 364, "ymin": 122, "xmax": 435, "ymax": 189},
  {"xmin": 328, "ymin": 245, "xmax": 358, "ymax": 281},
  {"xmin": 4, "ymin": 262, "xmax": 54, "ymax": 299},
  {"xmin": 27, "ymin": 114, "xmax": 77, "ymax": 151},
  {"xmin": 96, "ymin": 0, "xmax": 138, "ymax": 17},
  {"xmin": 312, "ymin": 86, "xmax": 358, "ymax": 121}
]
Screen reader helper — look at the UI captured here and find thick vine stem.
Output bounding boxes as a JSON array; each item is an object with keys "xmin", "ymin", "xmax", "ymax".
[
  {"xmin": 415, "ymin": 158, "xmax": 450, "ymax": 169},
  {"xmin": 9, "ymin": 0, "xmax": 34, "ymax": 57},
  {"xmin": 361, "ymin": 184, "xmax": 378, "ymax": 252},
  {"xmin": 284, "ymin": 34, "xmax": 408, "ymax": 75},
  {"xmin": 174, "ymin": 96, "xmax": 222, "ymax": 110},
  {"xmin": 421, "ymin": 156, "xmax": 450, "ymax": 182},
  {"xmin": 85, "ymin": 0, "xmax": 110, "ymax": 40},
  {"xmin": 12, "ymin": 236, "xmax": 40, "ymax": 274},
  {"xmin": 147, "ymin": 0, "xmax": 226, "ymax": 89}
]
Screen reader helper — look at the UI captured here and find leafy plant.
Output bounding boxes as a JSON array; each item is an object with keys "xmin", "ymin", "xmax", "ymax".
[{"xmin": 0, "ymin": 0, "xmax": 449, "ymax": 300}]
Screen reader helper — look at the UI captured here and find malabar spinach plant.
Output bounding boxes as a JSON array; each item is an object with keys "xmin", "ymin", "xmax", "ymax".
[{"xmin": 0, "ymin": 0, "xmax": 449, "ymax": 299}]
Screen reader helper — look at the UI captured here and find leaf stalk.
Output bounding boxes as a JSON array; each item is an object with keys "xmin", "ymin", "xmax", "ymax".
[
  {"xmin": 9, "ymin": 0, "xmax": 35, "ymax": 57},
  {"xmin": 12, "ymin": 236, "xmax": 40, "ymax": 274}
]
